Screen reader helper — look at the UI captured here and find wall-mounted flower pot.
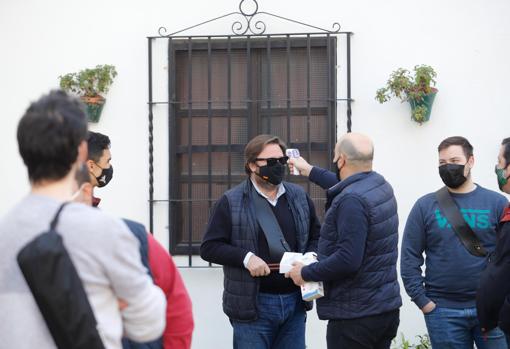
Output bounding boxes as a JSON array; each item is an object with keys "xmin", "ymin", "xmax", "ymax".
[
  {"xmin": 81, "ymin": 95, "xmax": 105, "ymax": 123},
  {"xmin": 409, "ymin": 89, "xmax": 437, "ymax": 124}
]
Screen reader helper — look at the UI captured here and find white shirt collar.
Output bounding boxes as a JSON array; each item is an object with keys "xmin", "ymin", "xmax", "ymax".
[{"xmin": 250, "ymin": 178, "xmax": 286, "ymax": 207}]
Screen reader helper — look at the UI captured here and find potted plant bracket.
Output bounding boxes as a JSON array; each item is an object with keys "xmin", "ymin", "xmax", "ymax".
[{"xmin": 376, "ymin": 65, "xmax": 437, "ymax": 125}]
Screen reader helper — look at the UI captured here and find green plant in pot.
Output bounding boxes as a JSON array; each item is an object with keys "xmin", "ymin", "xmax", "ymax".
[
  {"xmin": 59, "ymin": 65, "xmax": 117, "ymax": 123},
  {"xmin": 392, "ymin": 333, "xmax": 431, "ymax": 349},
  {"xmin": 376, "ymin": 65, "xmax": 437, "ymax": 124}
]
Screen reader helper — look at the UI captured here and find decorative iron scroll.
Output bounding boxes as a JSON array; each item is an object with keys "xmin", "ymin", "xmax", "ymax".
[{"xmin": 157, "ymin": 0, "xmax": 341, "ymax": 37}]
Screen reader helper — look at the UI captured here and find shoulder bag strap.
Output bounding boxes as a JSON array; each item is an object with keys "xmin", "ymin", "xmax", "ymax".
[
  {"xmin": 251, "ymin": 185, "xmax": 291, "ymax": 261},
  {"xmin": 49, "ymin": 202, "xmax": 70, "ymax": 232},
  {"xmin": 435, "ymin": 186, "xmax": 487, "ymax": 257}
]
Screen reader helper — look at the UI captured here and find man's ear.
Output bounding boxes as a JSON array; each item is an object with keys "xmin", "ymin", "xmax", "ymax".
[
  {"xmin": 467, "ymin": 155, "xmax": 475, "ymax": 168},
  {"xmin": 248, "ymin": 162, "xmax": 257, "ymax": 173},
  {"xmin": 337, "ymin": 153, "xmax": 346, "ymax": 167},
  {"xmin": 77, "ymin": 141, "xmax": 88, "ymax": 163},
  {"xmin": 86, "ymin": 159, "xmax": 95, "ymax": 172}
]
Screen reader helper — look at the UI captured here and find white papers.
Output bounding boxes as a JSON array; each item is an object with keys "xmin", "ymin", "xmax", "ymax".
[
  {"xmin": 279, "ymin": 252, "xmax": 325, "ymax": 301},
  {"xmin": 279, "ymin": 252, "xmax": 303, "ymax": 274}
]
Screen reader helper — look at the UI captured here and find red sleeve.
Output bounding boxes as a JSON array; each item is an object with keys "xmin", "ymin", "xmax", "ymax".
[
  {"xmin": 502, "ymin": 206, "xmax": 510, "ymax": 223},
  {"xmin": 147, "ymin": 234, "xmax": 194, "ymax": 349}
]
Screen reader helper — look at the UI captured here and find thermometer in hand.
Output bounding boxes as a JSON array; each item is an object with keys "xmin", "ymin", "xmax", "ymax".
[{"xmin": 286, "ymin": 148, "xmax": 300, "ymax": 175}]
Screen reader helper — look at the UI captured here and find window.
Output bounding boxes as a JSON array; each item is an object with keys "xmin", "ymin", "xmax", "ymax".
[{"xmin": 168, "ymin": 35, "xmax": 336, "ymax": 254}]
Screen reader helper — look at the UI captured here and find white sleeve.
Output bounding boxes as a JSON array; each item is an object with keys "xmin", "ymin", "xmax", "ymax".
[{"xmin": 243, "ymin": 251, "xmax": 254, "ymax": 268}]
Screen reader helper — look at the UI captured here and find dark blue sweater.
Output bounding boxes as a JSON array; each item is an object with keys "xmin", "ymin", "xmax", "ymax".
[{"xmin": 401, "ymin": 185, "xmax": 508, "ymax": 309}]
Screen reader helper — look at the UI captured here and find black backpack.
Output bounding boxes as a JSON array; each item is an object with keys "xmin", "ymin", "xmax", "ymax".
[{"xmin": 17, "ymin": 203, "xmax": 105, "ymax": 349}]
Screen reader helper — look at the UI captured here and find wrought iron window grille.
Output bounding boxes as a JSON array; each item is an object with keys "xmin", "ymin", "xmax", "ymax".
[{"xmin": 147, "ymin": 0, "xmax": 353, "ymax": 267}]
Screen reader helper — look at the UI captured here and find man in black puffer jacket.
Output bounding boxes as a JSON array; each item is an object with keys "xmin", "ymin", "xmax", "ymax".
[
  {"xmin": 478, "ymin": 137, "xmax": 510, "ymax": 344},
  {"xmin": 287, "ymin": 132, "xmax": 401, "ymax": 349}
]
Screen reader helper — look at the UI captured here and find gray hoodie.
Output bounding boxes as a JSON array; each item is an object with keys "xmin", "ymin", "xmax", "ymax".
[{"xmin": 0, "ymin": 194, "xmax": 166, "ymax": 349}]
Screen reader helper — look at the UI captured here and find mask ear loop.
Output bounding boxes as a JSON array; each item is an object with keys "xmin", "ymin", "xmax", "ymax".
[
  {"xmin": 334, "ymin": 159, "xmax": 341, "ymax": 180},
  {"xmin": 505, "ymin": 162, "xmax": 510, "ymax": 181},
  {"xmin": 464, "ymin": 161, "xmax": 472, "ymax": 178},
  {"xmin": 94, "ymin": 162, "xmax": 106, "ymax": 170},
  {"xmin": 88, "ymin": 161, "xmax": 101, "ymax": 179}
]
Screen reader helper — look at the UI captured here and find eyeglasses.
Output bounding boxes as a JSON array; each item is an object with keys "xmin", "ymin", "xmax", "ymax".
[{"xmin": 254, "ymin": 156, "xmax": 289, "ymax": 166}]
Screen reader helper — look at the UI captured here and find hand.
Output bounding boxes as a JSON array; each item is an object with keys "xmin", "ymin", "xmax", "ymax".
[
  {"xmin": 421, "ymin": 301, "xmax": 436, "ymax": 314},
  {"xmin": 288, "ymin": 157, "xmax": 313, "ymax": 177},
  {"xmin": 285, "ymin": 262, "xmax": 305, "ymax": 286},
  {"xmin": 247, "ymin": 254, "xmax": 270, "ymax": 277},
  {"xmin": 118, "ymin": 298, "xmax": 128, "ymax": 311}
]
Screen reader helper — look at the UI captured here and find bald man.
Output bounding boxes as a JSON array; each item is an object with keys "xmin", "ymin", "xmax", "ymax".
[{"xmin": 287, "ymin": 133, "xmax": 401, "ymax": 349}]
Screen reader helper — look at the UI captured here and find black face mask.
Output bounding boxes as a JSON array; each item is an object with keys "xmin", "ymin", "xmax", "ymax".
[
  {"xmin": 335, "ymin": 161, "xmax": 341, "ymax": 181},
  {"xmin": 95, "ymin": 165, "xmax": 113, "ymax": 188},
  {"xmin": 256, "ymin": 163, "xmax": 285, "ymax": 186},
  {"xmin": 439, "ymin": 163, "xmax": 467, "ymax": 189}
]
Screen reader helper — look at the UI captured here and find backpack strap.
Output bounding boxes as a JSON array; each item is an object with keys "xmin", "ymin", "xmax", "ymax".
[{"xmin": 49, "ymin": 202, "xmax": 70, "ymax": 231}]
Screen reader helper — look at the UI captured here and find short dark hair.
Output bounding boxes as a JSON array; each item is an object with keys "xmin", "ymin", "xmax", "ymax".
[
  {"xmin": 17, "ymin": 90, "xmax": 87, "ymax": 183},
  {"xmin": 244, "ymin": 134, "xmax": 287, "ymax": 175},
  {"xmin": 87, "ymin": 131, "xmax": 110, "ymax": 162},
  {"xmin": 437, "ymin": 136, "xmax": 474, "ymax": 158},
  {"xmin": 502, "ymin": 137, "xmax": 510, "ymax": 166}
]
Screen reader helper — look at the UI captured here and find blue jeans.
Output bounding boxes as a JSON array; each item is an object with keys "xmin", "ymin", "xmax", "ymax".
[
  {"xmin": 424, "ymin": 306, "xmax": 507, "ymax": 349},
  {"xmin": 232, "ymin": 292, "xmax": 306, "ymax": 349}
]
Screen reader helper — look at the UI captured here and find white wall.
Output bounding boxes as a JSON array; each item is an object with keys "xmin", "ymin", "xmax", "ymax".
[{"xmin": 1, "ymin": 0, "xmax": 509, "ymax": 348}]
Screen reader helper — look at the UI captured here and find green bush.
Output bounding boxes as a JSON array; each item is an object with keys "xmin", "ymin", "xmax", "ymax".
[
  {"xmin": 59, "ymin": 64, "xmax": 117, "ymax": 98},
  {"xmin": 392, "ymin": 333, "xmax": 431, "ymax": 349}
]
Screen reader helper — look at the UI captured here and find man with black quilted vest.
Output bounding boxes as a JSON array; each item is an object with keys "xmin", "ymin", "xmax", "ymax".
[{"xmin": 200, "ymin": 134, "xmax": 321, "ymax": 349}]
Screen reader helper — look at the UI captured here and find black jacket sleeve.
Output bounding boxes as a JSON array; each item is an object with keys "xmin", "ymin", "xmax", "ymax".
[
  {"xmin": 309, "ymin": 166, "xmax": 339, "ymax": 190},
  {"xmin": 302, "ymin": 195, "xmax": 368, "ymax": 282},
  {"xmin": 200, "ymin": 195, "xmax": 250, "ymax": 267},
  {"xmin": 477, "ymin": 221, "xmax": 510, "ymax": 332},
  {"xmin": 305, "ymin": 195, "xmax": 321, "ymax": 253},
  {"xmin": 499, "ymin": 296, "xmax": 510, "ymax": 333}
]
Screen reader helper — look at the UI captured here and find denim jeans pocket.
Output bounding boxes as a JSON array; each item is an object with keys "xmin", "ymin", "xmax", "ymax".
[{"xmin": 424, "ymin": 305, "xmax": 439, "ymax": 317}]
